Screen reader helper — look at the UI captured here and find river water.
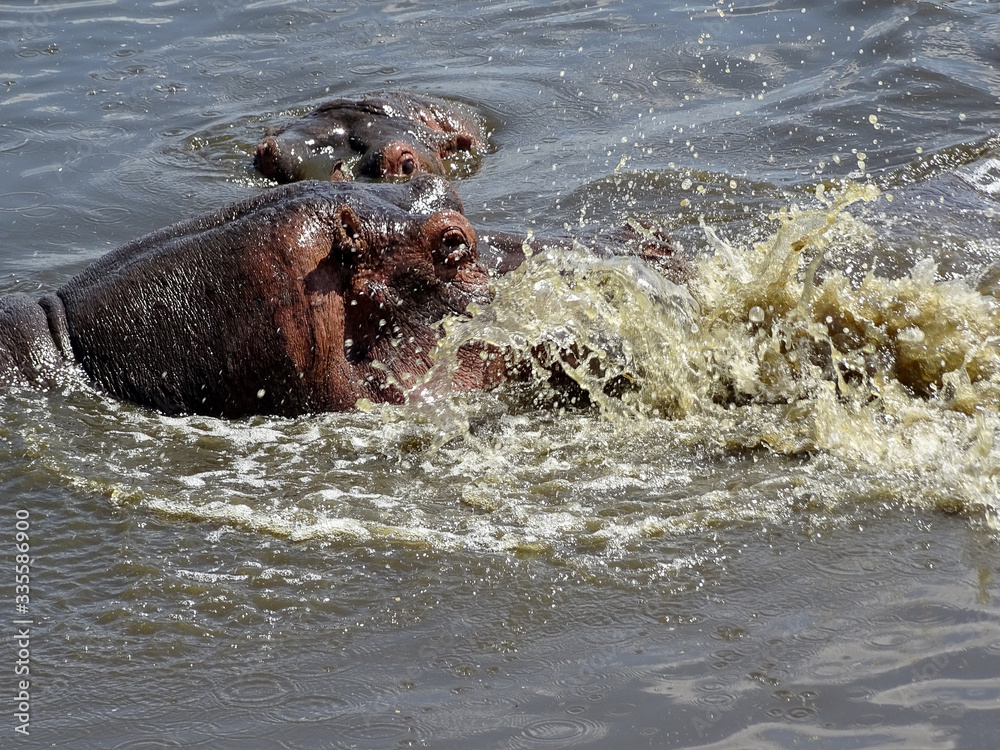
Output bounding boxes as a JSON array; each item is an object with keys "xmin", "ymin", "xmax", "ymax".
[{"xmin": 2, "ymin": 1, "xmax": 1000, "ymax": 747}]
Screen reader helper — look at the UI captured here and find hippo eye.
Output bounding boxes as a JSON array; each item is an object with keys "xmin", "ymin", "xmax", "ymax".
[{"xmin": 401, "ymin": 157, "xmax": 416, "ymax": 175}]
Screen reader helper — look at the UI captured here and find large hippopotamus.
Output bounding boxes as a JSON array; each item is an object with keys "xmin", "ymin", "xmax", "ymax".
[
  {"xmin": 254, "ymin": 92, "xmax": 487, "ymax": 183},
  {"xmin": 0, "ymin": 176, "xmax": 496, "ymax": 417},
  {"xmin": 1, "ymin": 170, "xmax": 689, "ymax": 418}
]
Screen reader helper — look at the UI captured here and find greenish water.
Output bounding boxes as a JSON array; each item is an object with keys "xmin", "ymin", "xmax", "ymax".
[{"xmin": 2, "ymin": 1, "xmax": 1000, "ymax": 747}]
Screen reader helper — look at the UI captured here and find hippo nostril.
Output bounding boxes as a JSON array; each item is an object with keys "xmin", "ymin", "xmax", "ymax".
[
  {"xmin": 439, "ymin": 227, "xmax": 474, "ymax": 266},
  {"xmin": 421, "ymin": 210, "xmax": 477, "ymax": 271},
  {"xmin": 441, "ymin": 228, "xmax": 468, "ymax": 253}
]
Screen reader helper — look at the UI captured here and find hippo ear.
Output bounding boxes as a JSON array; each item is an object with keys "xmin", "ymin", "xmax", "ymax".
[
  {"xmin": 254, "ymin": 135, "xmax": 286, "ymax": 181},
  {"xmin": 331, "ymin": 204, "xmax": 369, "ymax": 266},
  {"xmin": 439, "ymin": 133, "xmax": 475, "ymax": 156},
  {"xmin": 329, "ymin": 160, "xmax": 353, "ymax": 182}
]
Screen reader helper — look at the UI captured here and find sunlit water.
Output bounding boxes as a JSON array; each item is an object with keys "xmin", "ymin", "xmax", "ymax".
[{"xmin": 2, "ymin": 1, "xmax": 1000, "ymax": 748}]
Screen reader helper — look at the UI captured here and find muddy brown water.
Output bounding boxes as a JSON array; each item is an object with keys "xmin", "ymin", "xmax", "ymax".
[{"xmin": 2, "ymin": 1, "xmax": 1000, "ymax": 748}]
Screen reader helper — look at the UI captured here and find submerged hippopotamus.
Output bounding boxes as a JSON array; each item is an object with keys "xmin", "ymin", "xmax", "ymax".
[
  {"xmin": 254, "ymin": 92, "xmax": 487, "ymax": 184},
  {"xmin": 0, "ymin": 176, "xmax": 496, "ymax": 417}
]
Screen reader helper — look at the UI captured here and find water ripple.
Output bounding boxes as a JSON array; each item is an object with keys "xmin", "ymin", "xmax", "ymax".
[
  {"xmin": 336, "ymin": 718, "xmax": 414, "ymax": 743},
  {"xmin": 514, "ymin": 717, "xmax": 608, "ymax": 748},
  {"xmin": 111, "ymin": 739, "xmax": 190, "ymax": 750},
  {"xmin": 213, "ymin": 672, "xmax": 298, "ymax": 710}
]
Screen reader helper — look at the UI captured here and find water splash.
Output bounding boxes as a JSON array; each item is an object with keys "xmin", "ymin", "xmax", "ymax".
[
  {"xmin": 407, "ymin": 240, "xmax": 703, "ymax": 448},
  {"xmin": 414, "ymin": 182, "xmax": 1000, "ymax": 525},
  {"xmin": 14, "ymin": 182, "xmax": 1000, "ymax": 568}
]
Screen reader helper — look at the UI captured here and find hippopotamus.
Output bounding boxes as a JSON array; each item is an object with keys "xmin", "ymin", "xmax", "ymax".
[
  {"xmin": 0, "ymin": 176, "xmax": 496, "ymax": 417},
  {"xmin": 254, "ymin": 92, "xmax": 487, "ymax": 184},
  {"xmin": 1, "ymin": 167, "xmax": 690, "ymax": 418}
]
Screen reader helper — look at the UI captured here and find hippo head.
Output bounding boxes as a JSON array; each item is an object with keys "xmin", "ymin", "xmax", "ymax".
[
  {"xmin": 57, "ymin": 175, "xmax": 492, "ymax": 417},
  {"xmin": 276, "ymin": 182, "xmax": 493, "ymax": 412},
  {"xmin": 303, "ymin": 194, "xmax": 490, "ymax": 377},
  {"xmin": 254, "ymin": 93, "xmax": 487, "ymax": 184}
]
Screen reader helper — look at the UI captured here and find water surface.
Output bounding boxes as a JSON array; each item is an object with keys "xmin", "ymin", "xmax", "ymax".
[{"xmin": 2, "ymin": 1, "xmax": 1000, "ymax": 747}]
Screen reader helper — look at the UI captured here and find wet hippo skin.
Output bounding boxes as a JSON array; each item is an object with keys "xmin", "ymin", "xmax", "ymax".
[
  {"xmin": 254, "ymin": 92, "xmax": 487, "ymax": 183},
  {"xmin": 0, "ymin": 176, "xmax": 495, "ymax": 417}
]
